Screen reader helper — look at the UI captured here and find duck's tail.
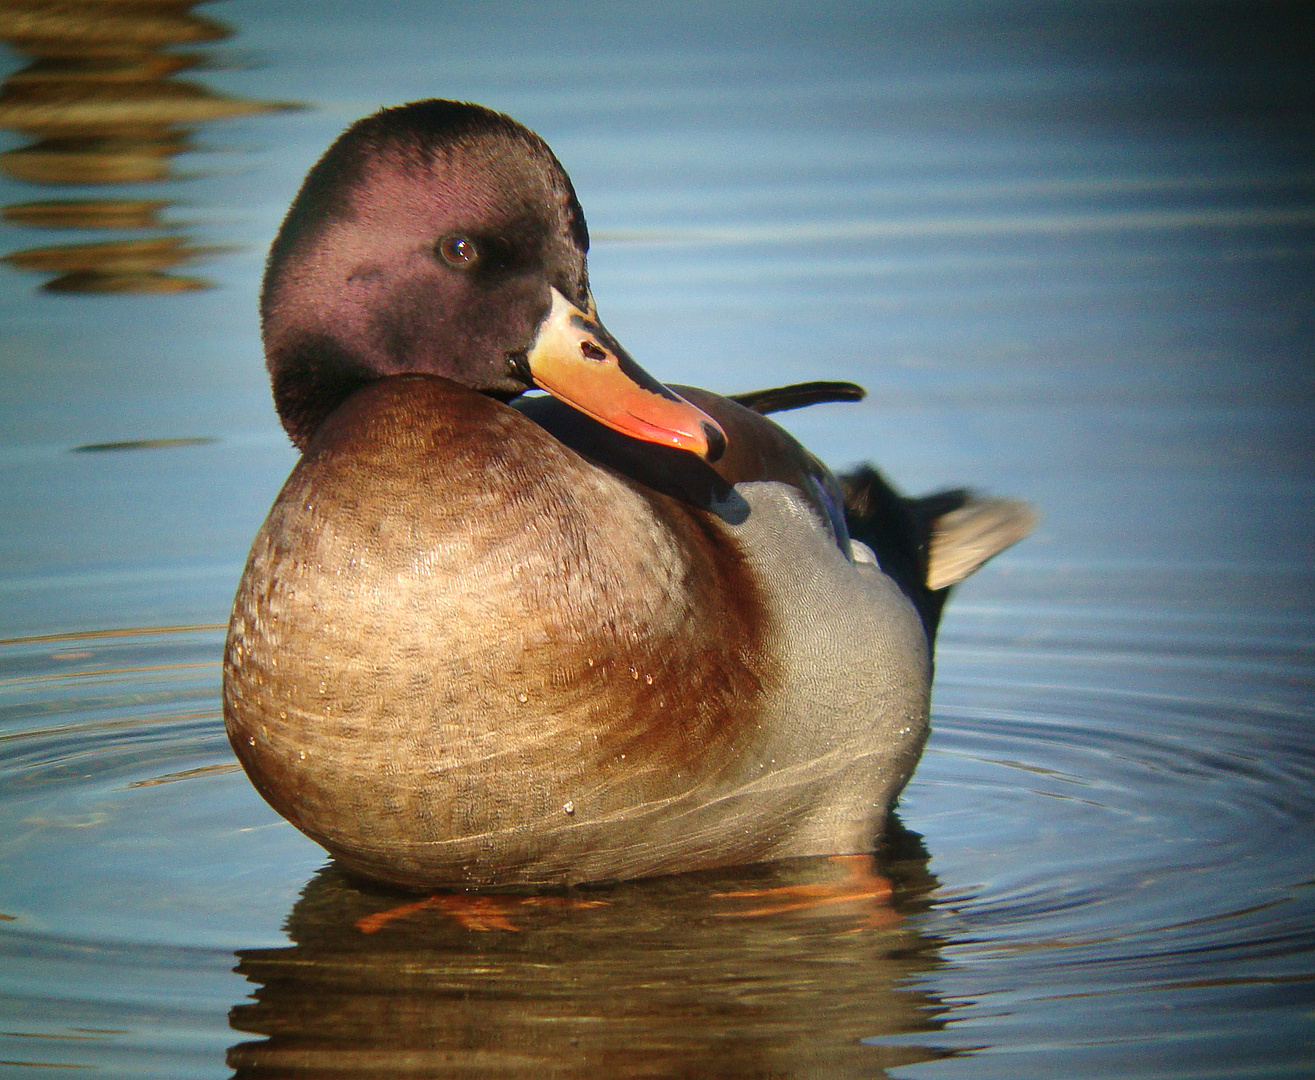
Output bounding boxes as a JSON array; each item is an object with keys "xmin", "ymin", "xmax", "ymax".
[{"xmin": 840, "ymin": 465, "xmax": 1037, "ymax": 640}]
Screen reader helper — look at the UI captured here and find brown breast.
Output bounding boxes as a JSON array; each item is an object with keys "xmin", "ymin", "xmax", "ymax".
[{"xmin": 223, "ymin": 374, "xmax": 785, "ymax": 887}]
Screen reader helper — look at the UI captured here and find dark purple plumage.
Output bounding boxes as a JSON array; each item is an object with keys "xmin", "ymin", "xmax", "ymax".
[{"xmin": 262, "ymin": 101, "xmax": 591, "ymax": 447}]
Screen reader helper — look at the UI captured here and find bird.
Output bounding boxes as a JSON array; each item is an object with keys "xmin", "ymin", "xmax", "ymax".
[{"xmin": 223, "ymin": 99, "xmax": 1034, "ymax": 890}]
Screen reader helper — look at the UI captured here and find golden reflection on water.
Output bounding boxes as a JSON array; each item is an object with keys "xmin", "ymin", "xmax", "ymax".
[
  {"xmin": 0, "ymin": 0, "xmax": 290, "ymax": 292},
  {"xmin": 229, "ymin": 845, "xmax": 951, "ymax": 1079},
  {"xmin": 4, "ymin": 195, "xmax": 165, "ymax": 226}
]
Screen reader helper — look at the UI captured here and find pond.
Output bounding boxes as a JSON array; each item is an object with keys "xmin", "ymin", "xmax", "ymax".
[{"xmin": 1, "ymin": 1, "xmax": 1312, "ymax": 1077}]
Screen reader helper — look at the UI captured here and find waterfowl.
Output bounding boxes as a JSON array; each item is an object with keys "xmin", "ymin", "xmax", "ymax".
[{"xmin": 223, "ymin": 100, "xmax": 1034, "ymax": 889}]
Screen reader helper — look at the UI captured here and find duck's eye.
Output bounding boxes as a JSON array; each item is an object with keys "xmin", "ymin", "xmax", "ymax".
[{"xmin": 436, "ymin": 235, "xmax": 479, "ymax": 268}]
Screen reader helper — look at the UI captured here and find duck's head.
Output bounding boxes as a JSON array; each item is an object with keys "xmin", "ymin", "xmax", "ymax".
[{"xmin": 262, "ymin": 99, "xmax": 724, "ymax": 459}]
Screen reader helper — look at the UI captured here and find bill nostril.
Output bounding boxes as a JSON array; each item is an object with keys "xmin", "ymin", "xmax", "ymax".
[{"xmin": 702, "ymin": 421, "xmax": 726, "ymax": 462}]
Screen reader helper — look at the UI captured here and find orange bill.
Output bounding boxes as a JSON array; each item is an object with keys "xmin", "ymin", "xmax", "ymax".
[{"xmin": 523, "ymin": 288, "xmax": 726, "ymax": 461}]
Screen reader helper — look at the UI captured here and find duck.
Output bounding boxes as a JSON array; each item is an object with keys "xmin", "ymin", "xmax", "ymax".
[{"xmin": 223, "ymin": 99, "xmax": 1035, "ymax": 890}]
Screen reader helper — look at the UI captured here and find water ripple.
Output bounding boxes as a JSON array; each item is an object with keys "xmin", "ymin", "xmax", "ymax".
[{"xmin": 0, "ymin": 599, "xmax": 1312, "ymax": 1078}]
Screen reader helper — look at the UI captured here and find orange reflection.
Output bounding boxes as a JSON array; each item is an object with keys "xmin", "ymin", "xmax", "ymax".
[
  {"xmin": 3, "ymin": 198, "xmax": 168, "ymax": 228},
  {"xmin": 3, "ymin": 234, "xmax": 214, "ymax": 291}
]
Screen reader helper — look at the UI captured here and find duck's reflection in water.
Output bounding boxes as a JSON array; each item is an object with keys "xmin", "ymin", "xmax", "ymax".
[
  {"xmin": 0, "ymin": 0, "xmax": 288, "ymax": 292},
  {"xmin": 229, "ymin": 825, "xmax": 950, "ymax": 1078}
]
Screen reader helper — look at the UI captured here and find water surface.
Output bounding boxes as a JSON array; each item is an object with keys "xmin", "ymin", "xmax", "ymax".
[{"xmin": 1, "ymin": 2, "xmax": 1312, "ymax": 1077}]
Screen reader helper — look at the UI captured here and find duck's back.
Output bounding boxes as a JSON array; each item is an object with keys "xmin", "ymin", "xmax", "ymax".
[{"xmin": 224, "ymin": 375, "xmax": 930, "ymax": 887}]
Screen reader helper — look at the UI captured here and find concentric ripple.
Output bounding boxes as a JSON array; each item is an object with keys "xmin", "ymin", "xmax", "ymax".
[
  {"xmin": 0, "ymin": 627, "xmax": 313, "ymax": 1079},
  {"xmin": 1, "ymin": 597, "xmax": 1311, "ymax": 1078},
  {"xmin": 877, "ymin": 596, "xmax": 1315, "ymax": 1078}
]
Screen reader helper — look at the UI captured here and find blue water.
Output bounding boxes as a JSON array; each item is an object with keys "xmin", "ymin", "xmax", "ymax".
[{"xmin": 1, "ymin": 2, "xmax": 1312, "ymax": 1076}]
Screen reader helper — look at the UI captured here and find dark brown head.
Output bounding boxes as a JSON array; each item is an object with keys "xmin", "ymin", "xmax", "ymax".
[
  {"xmin": 262, "ymin": 99, "xmax": 724, "ymax": 458},
  {"xmin": 262, "ymin": 100, "xmax": 591, "ymax": 447}
]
